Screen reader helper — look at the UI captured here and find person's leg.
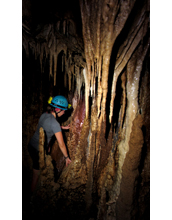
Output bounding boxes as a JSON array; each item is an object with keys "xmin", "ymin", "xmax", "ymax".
[
  {"xmin": 31, "ymin": 169, "xmax": 40, "ymax": 193},
  {"xmin": 28, "ymin": 145, "xmax": 40, "ymax": 193}
]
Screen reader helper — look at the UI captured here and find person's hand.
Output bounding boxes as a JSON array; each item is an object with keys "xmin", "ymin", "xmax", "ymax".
[
  {"xmin": 62, "ymin": 124, "xmax": 70, "ymax": 130},
  {"xmin": 65, "ymin": 157, "xmax": 71, "ymax": 167}
]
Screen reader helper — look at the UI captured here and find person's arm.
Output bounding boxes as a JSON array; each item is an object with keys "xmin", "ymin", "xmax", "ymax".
[
  {"xmin": 61, "ymin": 124, "xmax": 70, "ymax": 130},
  {"xmin": 55, "ymin": 131, "xmax": 71, "ymax": 166}
]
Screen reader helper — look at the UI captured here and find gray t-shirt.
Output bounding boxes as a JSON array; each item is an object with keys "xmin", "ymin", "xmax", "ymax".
[{"xmin": 29, "ymin": 113, "xmax": 61, "ymax": 151}]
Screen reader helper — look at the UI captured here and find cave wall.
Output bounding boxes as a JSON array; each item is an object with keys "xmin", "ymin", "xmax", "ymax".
[{"xmin": 22, "ymin": 0, "xmax": 150, "ymax": 219}]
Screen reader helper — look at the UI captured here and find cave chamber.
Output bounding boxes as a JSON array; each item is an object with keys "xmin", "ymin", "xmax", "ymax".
[{"xmin": 22, "ymin": 0, "xmax": 150, "ymax": 219}]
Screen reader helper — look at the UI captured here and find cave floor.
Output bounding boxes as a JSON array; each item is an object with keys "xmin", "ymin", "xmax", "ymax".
[{"xmin": 22, "ymin": 164, "xmax": 90, "ymax": 220}]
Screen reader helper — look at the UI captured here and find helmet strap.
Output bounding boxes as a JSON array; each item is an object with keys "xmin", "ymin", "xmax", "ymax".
[
  {"xmin": 57, "ymin": 110, "xmax": 62, "ymax": 114},
  {"xmin": 55, "ymin": 108, "xmax": 63, "ymax": 116}
]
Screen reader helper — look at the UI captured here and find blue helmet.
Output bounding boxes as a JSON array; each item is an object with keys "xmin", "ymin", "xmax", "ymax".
[{"xmin": 49, "ymin": 95, "xmax": 68, "ymax": 110}]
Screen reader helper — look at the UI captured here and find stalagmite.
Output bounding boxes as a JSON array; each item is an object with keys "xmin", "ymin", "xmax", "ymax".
[
  {"xmin": 39, "ymin": 127, "xmax": 45, "ymax": 170},
  {"xmin": 108, "ymin": 42, "xmax": 149, "ymax": 217},
  {"xmin": 116, "ymin": 114, "xmax": 144, "ymax": 220}
]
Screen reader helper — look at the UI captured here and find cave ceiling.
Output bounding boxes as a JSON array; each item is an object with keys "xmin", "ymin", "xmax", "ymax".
[
  {"xmin": 22, "ymin": 0, "xmax": 84, "ymax": 53},
  {"xmin": 22, "ymin": 0, "xmax": 82, "ymax": 34}
]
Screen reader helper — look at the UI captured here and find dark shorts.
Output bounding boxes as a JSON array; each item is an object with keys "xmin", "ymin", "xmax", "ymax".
[{"xmin": 28, "ymin": 144, "xmax": 39, "ymax": 170}]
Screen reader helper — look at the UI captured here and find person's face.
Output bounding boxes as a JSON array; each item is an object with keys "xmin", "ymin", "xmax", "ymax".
[{"xmin": 56, "ymin": 109, "xmax": 65, "ymax": 117}]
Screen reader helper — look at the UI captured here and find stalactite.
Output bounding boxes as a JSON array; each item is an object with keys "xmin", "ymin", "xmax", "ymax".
[
  {"xmin": 36, "ymin": 42, "xmax": 40, "ymax": 61},
  {"xmin": 64, "ymin": 52, "xmax": 67, "ymax": 68},
  {"xmin": 53, "ymin": 36, "xmax": 57, "ymax": 86},
  {"xmin": 57, "ymin": 20, "xmax": 60, "ymax": 31},
  {"xmin": 120, "ymin": 71, "xmax": 127, "ymax": 131},
  {"xmin": 48, "ymin": 33, "xmax": 53, "ymax": 49},
  {"xmin": 23, "ymin": 15, "xmax": 85, "ymax": 94},
  {"xmin": 23, "ymin": 40, "xmax": 29, "ymax": 58},
  {"xmin": 45, "ymin": 43, "xmax": 48, "ymax": 61},
  {"xmin": 81, "ymin": 0, "xmax": 144, "ymax": 124},
  {"xmin": 75, "ymin": 65, "xmax": 84, "ymax": 99},
  {"xmin": 80, "ymin": 0, "xmax": 93, "ymax": 118},
  {"xmin": 68, "ymin": 19, "xmax": 77, "ymax": 35},
  {"xmin": 109, "ymin": 4, "xmax": 149, "ymax": 122},
  {"xmin": 34, "ymin": 43, "xmax": 37, "ymax": 60},
  {"xmin": 90, "ymin": 60, "xmax": 93, "ymax": 97},
  {"xmin": 97, "ymin": 58, "xmax": 103, "ymax": 118},
  {"xmin": 71, "ymin": 59, "xmax": 74, "ymax": 92},
  {"xmin": 66, "ymin": 20, "xmax": 68, "ymax": 36},
  {"xmin": 40, "ymin": 43, "xmax": 43, "ymax": 73},
  {"xmin": 63, "ymin": 20, "xmax": 66, "ymax": 35},
  {"xmin": 62, "ymin": 52, "xmax": 64, "ymax": 72},
  {"xmin": 112, "ymin": 0, "xmax": 136, "ymax": 43},
  {"xmin": 80, "ymin": 1, "xmax": 106, "ymax": 120},
  {"xmin": 28, "ymin": 41, "xmax": 35, "ymax": 57},
  {"xmin": 49, "ymin": 51, "xmax": 53, "ymax": 78},
  {"xmin": 69, "ymin": 70, "xmax": 72, "ymax": 91},
  {"xmin": 54, "ymin": 53, "xmax": 57, "ymax": 86},
  {"xmin": 76, "ymin": 66, "xmax": 80, "ymax": 98},
  {"xmin": 42, "ymin": 43, "xmax": 45, "ymax": 73},
  {"xmin": 101, "ymin": 53, "xmax": 111, "ymax": 120},
  {"xmin": 64, "ymin": 56, "xmax": 67, "ymax": 88},
  {"xmin": 67, "ymin": 52, "xmax": 72, "ymax": 92},
  {"xmin": 83, "ymin": 67, "xmax": 89, "ymax": 119},
  {"xmin": 64, "ymin": 52, "xmax": 71, "ymax": 89}
]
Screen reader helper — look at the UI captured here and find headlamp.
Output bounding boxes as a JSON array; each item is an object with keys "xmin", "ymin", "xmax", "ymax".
[{"xmin": 48, "ymin": 96, "xmax": 53, "ymax": 104}]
